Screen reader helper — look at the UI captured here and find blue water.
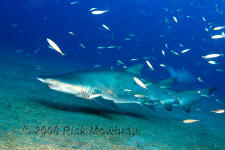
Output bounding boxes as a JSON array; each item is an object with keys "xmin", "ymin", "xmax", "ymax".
[{"xmin": 1, "ymin": 0, "xmax": 225, "ymax": 149}]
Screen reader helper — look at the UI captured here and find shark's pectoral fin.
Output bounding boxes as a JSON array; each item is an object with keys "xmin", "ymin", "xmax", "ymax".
[
  {"xmin": 160, "ymin": 99, "xmax": 175, "ymax": 111},
  {"xmin": 182, "ymin": 106, "xmax": 191, "ymax": 113},
  {"xmin": 94, "ymin": 98, "xmax": 119, "ymax": 111}
]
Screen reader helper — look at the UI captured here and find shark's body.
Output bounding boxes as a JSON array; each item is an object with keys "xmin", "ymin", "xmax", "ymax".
[{"xmin": 37, "ymin": 64, "xmax": 215, "ymax": 113}]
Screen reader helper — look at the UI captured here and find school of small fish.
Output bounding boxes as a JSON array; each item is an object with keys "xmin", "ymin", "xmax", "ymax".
[{"xmin": 35, "ymin": 2, "xmax": 225, "ymax": 126}]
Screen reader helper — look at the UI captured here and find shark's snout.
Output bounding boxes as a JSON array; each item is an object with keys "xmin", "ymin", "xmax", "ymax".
[
  {"xmin": 37, "ymin": 77, "xmax": 61, "ymax": 90},
  {"xmin": 36, "ymin": 77, "xmax": 46, "ymax": 83},
  {"xmin": 36, "ymin": 75, "xmax": 52, "ymax": 83},
  {"xmin": 36, "ymin": 75, "xmax": 85, "ymax": 97}
]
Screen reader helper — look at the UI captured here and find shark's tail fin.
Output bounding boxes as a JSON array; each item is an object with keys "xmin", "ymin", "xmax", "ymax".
[{"xmin": 175, "ymin": 88, "xmax": 216, "ymax": 113}]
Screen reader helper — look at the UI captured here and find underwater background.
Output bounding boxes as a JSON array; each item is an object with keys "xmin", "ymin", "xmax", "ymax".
[{"xmin": 0, "ymin": 0, "xmax": 225, "ymax": 149}]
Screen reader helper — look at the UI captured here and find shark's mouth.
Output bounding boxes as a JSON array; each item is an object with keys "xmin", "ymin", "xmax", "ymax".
[{"xmin": 48, "ymin": 83, "xmax": 58, "ymax": 89}]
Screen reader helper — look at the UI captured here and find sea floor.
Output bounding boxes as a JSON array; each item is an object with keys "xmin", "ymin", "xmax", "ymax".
[{"xmin": 0, "ymin": 53, "xmax": 225, "ymax": 150}]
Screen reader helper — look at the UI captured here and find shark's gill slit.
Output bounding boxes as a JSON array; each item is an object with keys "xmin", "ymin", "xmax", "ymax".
[{"xmin": 81, "ymin": 83, "xmax": 93, "ymax": 98}]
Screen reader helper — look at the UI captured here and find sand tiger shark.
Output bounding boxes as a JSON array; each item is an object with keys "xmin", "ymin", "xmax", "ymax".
[{"xmin": 37, "ymin": 64, "xmax": 215, "ymax": 113}]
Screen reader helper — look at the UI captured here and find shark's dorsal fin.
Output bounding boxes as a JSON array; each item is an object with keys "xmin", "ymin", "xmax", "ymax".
[
  {"xmin": 125, "ymin": 64, "xmax": 144, "ymax": 75},
  {"xmin": 159, "ymin": 78, "xmax": 175, "ymax": 87}
]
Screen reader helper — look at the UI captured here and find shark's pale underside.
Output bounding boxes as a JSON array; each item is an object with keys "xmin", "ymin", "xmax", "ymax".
[{"xmin": 37, "ymin": 64, "xmax": 215, "ymax": 113}]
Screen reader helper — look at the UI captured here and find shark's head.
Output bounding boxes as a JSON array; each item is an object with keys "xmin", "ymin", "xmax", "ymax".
[{"xmin": 37, "ymin": 76, "xmax": 83, "ymax": 96}]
